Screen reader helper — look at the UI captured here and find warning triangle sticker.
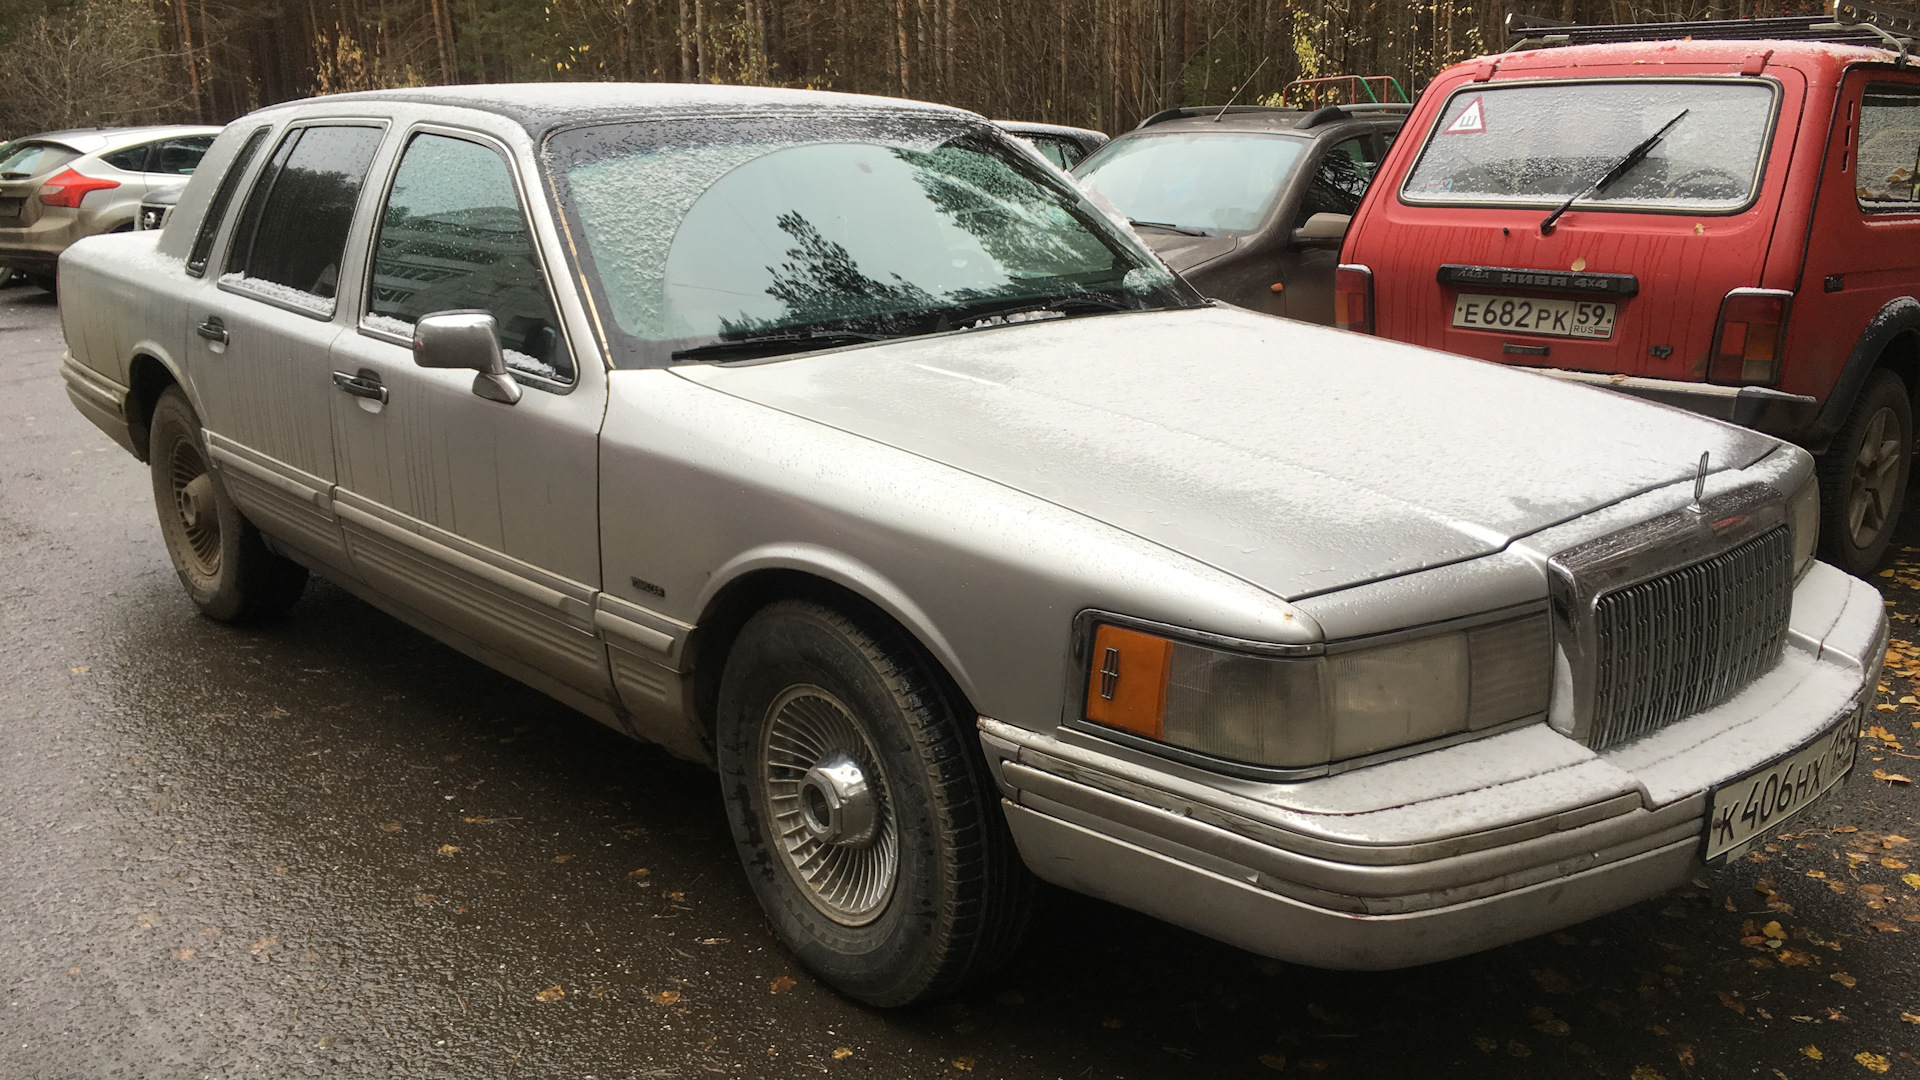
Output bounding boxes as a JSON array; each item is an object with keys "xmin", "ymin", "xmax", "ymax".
[{"xmin": 1444, "ymin": 97, "xmax": 1486, "ymax": 135}]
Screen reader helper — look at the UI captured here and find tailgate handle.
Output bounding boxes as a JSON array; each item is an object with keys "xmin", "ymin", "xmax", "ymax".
[
  {"xmin": 331, "ymin": 369, "xmax": 389, "ymax": 404},
  {"xmin": 195, "ymin": 317, "xmax": 227, "ymax": 345}
]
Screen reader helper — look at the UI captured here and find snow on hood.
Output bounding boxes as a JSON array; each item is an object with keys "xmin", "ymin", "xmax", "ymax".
[{"xmin": 672, "ymin": 306, "xmax": 1776, "ymax": 600}]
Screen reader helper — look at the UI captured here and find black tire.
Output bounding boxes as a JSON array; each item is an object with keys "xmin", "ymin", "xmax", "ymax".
[
  {"xmin": 148, "ymin": 386, "xmax": 308, "ymax": 621},
  {"xmin": 25, "ymin": 273, "xmax": 55, "ymax": 295},
  {"xmin": 716, "ymin": 599, "xmax": 1033, "ymax": 1006},
  {"xmin": 1817, "ymin": 369, "xmax": 1912, "ymax": 577}
]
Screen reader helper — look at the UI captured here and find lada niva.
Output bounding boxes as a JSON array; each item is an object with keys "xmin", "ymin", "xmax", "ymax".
[
  {"xmin": 58, "ymin": 84, "xmax": 1883, "ymax": 1005},
  {"xmin": 1338, "ymin": 13, "xmax": 1920, "ymax": 576}
]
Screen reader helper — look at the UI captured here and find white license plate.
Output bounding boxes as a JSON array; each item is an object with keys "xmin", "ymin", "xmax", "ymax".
[
  {"xmin": 1451, "ymin": 293, "xmax": 1617, "ymax": 339},
  {"xmin": 1704, "ymin": 711, "xmax": 1861, "ymax": 865}
]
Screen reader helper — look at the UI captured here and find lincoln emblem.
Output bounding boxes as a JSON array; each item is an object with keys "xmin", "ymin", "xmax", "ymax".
[{"xmin": 1099, "ymin": 647, "xmax": 1121, "ymax": 700}]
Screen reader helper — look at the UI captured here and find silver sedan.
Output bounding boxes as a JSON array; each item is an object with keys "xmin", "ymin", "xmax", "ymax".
[{"xmin": 57, "ymin": 85, "xmax": 1882, "ymax": 1006}]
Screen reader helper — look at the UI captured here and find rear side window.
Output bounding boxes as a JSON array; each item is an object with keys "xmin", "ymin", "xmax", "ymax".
[
  {"xmin": 187, "ymin": 126, "xmax": 270, "ymax": 278},
  {"xmin": 1857, "ymin": 82, "xmax": 1920, "ymax": 212},
  {"xmin": 150, "ymin": 136, "xmax": 215, "ymax": 175},
  {"xmin": 1295, "ymin": 136, "xmax": 1383, "ymax": 227},
  {"xmin": 224, "ymin": 124, "xmax": 384, "ymax": 313},
  {"xmin": 0, "ymin": 142, "xmax": 79, "ymax": 179},
  {"xmin": 366, "ymin": 133, "xmax": 569, "ymax": 382},
  {"xmin": 101, "ymin": 144, "xmax": 151, "ymax": 172},
  {"xmin": 1402, "ymin": 79, "xmax": 1778, "ymax": 213}
]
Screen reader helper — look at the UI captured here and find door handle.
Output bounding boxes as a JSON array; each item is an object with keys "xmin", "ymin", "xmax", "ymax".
[
  {"xmin": 331, "ymin": 369, "xmax": 389, "ymax": 404},
  {"xmin": 196, "ymin": 317, "xmax": 227, "ymax": 345}
]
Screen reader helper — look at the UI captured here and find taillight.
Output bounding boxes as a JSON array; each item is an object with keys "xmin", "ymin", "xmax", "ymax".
[
  {"xmin": 1335, "ymin": 264, "xmax": 1374, "ymax": 334},
  {"xmin": 1709, "ymin": 288, "xmax": 1792, "ymax": 386},
  {"xmin": 37, "ymin": 167, "xmax": 120, "ymax": 209}
]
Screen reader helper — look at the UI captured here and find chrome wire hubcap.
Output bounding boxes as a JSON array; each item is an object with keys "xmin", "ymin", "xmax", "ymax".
[
  {"xmin": 169, "ymin": 440, "xmax": 221, "ymax": 577},
  {"xmin": 759, "ymin": 685, "xmax": 897, "ymax": 925},
  {"xmin": 1848, "ymin": 406, "xmax": 1902, "ymax": 548}
]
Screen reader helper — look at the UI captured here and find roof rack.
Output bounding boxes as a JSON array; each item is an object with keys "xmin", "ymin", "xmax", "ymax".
[
  {"xmin": 1135, "ymin": 104, "xmax": 1299, "ymax": 128},
  {"xmin": 1277, "ymin": 74, "xmax": 1413, "ymax": 109},
  {"xmin": 1295, "ymin": 103, "xmax": 1415, "ymax": 128},
  {"xmin": 1504, "ymin": 0, "xmax": 1918, "ymax": 60}
]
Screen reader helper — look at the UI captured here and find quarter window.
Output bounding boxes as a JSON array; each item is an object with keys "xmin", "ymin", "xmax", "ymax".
[
  {"xmin": 187, "ymin": 126, "xmax": 269, "ymax": 277},
  {"xmin": 1857, "ymin": 82, "xmax": 1920, "ymax": 212},
  {"xmin": 224, "ymin": 124, "xmax": 384, "ymax": 313},
  {"xmin": 366, "ymin": 133, "xmax": 568, "ymax": 382},
  {"xmin": 100, "ymin": 144, "xmax": 150, "ymax": 172}
]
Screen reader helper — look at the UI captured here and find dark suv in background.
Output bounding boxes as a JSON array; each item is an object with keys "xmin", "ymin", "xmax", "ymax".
[{"xmin": 1072, "ymin": 102, "xmax": 1407, "ymax": 323}]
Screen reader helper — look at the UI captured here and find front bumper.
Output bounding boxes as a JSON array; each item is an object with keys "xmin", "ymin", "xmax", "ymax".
[
  {"xmin": 981, "ymin": 562, "xmax": 1884, "ymax": 970},
  {"xmin": 1522, "ymin": 367, "xmax": 1821, "ymax": 442}
]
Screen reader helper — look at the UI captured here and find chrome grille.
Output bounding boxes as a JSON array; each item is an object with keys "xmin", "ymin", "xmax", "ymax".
[{"xmin": 1588, "ymin": 527, "xmax": 1793, "ymax": 751}]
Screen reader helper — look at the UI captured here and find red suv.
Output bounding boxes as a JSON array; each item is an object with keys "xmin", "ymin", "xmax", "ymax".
[{"xmin": 1339, "ymin": 16, "xmax": 1920, "ymax": 574}]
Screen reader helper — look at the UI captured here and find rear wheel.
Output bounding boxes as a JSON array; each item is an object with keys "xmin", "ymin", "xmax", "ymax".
[
  {"xmin": 148, "ymin": 387, "xmax": 308, "ymax": 621},
  {"xmin": 716, "ymin": 599, "xmax": 1033, "ymax": 1006},
  {"xmin": 1818, "ymin": 369, "xmax": 1912, "ymax": 576}
]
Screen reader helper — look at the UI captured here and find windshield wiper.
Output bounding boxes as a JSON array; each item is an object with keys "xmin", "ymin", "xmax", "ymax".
[
  {"xmin": 952, "ymin": 294, "xmax": 1136, "ymax": 328},
  {"xmin": 1127, "ymin": 219, "xmax": 1206, "ymax": 237},
  {"xmin": 1539, "ymin": 108, "xmax": 1689, "ymax": 236},
  {"xmin": 670, "ymin": 329, "xmax": 897, "ymax": 363}
]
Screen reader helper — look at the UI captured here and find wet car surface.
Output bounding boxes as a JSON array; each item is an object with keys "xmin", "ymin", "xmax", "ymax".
[{"xmin": 4, "ymin": 283, "xmax": 1920, "ymax": 1077}]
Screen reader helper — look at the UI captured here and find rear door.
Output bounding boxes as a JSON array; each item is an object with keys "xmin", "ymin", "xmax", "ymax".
[
  {"xmin": 1281, "ymin": 131, "xmax": 1386, "ymax": 324},
  {"xmin": 326, "ymin": 127, "xmax": 614, "ymax": 711},
  {"xmin": 189, "ymin": 121, "xmax": 386, "ymax": 570}
]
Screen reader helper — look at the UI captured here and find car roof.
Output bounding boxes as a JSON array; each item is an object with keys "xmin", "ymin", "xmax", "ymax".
[
  {"xmin": 1473, "ymin": 37, "xmax": 1900, "ymax": 77},
  {"xmin": 11, "ymin": 125, "xmax": 223, "ymax": 154},
  {"xmin": 1126, "ymin": 103, "xmax": 1410, "ymax": 136},
  {"xmin": 282, "ymin": 83, "xmax": 976, "ymax": 137},
  {"xmin": 993, "ymin": 119, "xmax": 1108, "ymax": 143}
]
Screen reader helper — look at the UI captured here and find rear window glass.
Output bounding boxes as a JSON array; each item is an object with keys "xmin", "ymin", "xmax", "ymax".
[
  {"xmin": 1074, "ymin": 132, "xmax": 1308, "ymax": 232},
  {"xmin": 1402, "ymin": 80, "xmax": 1777, "ymax": 212},
  {"xmin": 0, "ymin": 142, "xmax": 79, "ymax": 180},
  {"xmin": 1857, "ymin": 82, "xmax": 1920, "ymax": 212}
]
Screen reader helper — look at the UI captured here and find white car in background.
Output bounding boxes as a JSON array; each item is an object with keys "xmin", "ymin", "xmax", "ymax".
[{"xmin": 0, "ymin": 124, "xmax": 221, "ymax": 292}]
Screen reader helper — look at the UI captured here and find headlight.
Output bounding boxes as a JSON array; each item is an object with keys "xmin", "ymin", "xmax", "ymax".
[
  {"xmin": 1787, "ymin": 466, "xmax": 1819, "ymax": 577},
  {"xmin": 1083, "ymin": 614, "xmax": 1551, "ymax": 769}
]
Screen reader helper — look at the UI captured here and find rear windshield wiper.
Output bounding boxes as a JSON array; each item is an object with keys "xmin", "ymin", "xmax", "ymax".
[
  {"xmin": 671, "ymin": 330, "xmax": 897, "ymax": 363},
  {"xmin": 1128, "ymin": 219, "xmax": 1206, "ymax": 237},
  {"xmin": 1540, "ymin": 108, "xmax": 1689, "ymax": 236}
]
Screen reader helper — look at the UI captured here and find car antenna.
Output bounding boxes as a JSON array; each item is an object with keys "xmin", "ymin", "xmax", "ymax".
[{"xmin": 1214, "ymin": 56, "xmax": 1272, "ymax": 121}]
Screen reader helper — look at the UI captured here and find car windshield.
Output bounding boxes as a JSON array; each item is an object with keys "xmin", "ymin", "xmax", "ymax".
[
  {"xmin": 544, "ymin": 116, "xmax": 1194, "ymax": 367},
  {"xmin": 1403, "ymin": 80, "xmax": 1777, "ymax": 211},
  {"xmin": 1072, "ymin": 132, "xmax": 1308, "ymax": 233},
  {"xmin": 0, "ymin": 141, "xmax": 79, "ymax": 180}
]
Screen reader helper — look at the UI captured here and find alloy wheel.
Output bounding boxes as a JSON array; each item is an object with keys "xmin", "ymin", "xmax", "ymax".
[
  {"xmin": 168, "ymin": 437, "xmax": 222, "ymax": 578},
  {"xmin": 1848, "ymin": 405, "xmax": 1902, "ymax": 548}
]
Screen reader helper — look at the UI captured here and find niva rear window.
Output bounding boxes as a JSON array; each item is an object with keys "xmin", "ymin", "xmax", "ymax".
[{"xmin": 1402, "ymin": 79, "xmax": 1777, "ymax": 213}]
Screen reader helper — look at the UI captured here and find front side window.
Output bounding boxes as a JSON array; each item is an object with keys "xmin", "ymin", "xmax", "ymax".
[
  {"xmin": 1294, "ymin": 136, "xmax": 1382, "ymax": 227},
  {"xmin": 546, "ymin": 116, "xmax": 1193, "ymax": 367},
  {"xmin": 1073, "ymin": 132, "xmax": 1309, "ymax": 232},
  {"xmin": 367, "ymin": 133, "xmax": 568, "ymax": 381},
  {"xmin": 1857, "ymin": 81, "xmax": 1920, "ymax": 212},
  {"xmin": 224, "ymin": 124, "xmax": 384, "ymax": 313},
  {"xmin": 187, "ymin": 126, "xmax": 270, "ymax": 277},
  {"xmin": 1402, "ymin": 79, "xmax": 1778, "ymax": 212}
]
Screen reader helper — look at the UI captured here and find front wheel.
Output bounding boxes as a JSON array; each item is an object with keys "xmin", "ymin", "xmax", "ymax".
[
  {"xmin": 716, "ymin": 600, "xmax": 1033, "ymax": 1006},
  {"xmin": 148, "ymin": 387, "xmax": 308, "ymax": 621},
  {"xmin": 1818, "ymin": 369, "xmax": 1913, "ymax": 576}
]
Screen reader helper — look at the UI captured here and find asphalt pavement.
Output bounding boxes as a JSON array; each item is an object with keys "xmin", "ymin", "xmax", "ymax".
[{"xmin": 2, "ymin": 280, "xmax": 1917, "ymax": 1079}]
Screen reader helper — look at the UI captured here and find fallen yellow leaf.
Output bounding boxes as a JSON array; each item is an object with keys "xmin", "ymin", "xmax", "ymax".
[
  {"xmin": 1831, "ymin": 972, "xmax": 1858, "ymax": 988},
  {"xmin": 1762, "ymin": 920, "xmax": 1787, "ymax": 940},
  {"xmin": 1802, "ymin": 1045, "xmax": 1824, "ymax": 1060},
  {"xmin": 770, "ymin": 975, "xmax": 798, "ymax": 994},
  {"xmin": 69, "ymin": 666, "xmax": 90, "ymax": 674},
  {"xmin": 171, "ymin": 947, "xmax": 196, "ymax": 960},
  {"xmin": 1901, "ymin": 1011, "xmax": 1920, "ymax": 1023},
  {"xmin": 952, "ymin": 1057, "xmax": 975, "ymax": 1072},
  {"xmin": 380, "ymin": 822, "xmax": 402, "ymax": 832},
  {"xmin": 1884, "ymin": 857, "xmax": 1910, "ymax": 869},
  {"xmin": 1630, "ymin": 1067, "xmax": 1666, "ymax": 1080},
  {"xmin": 535, "ymin": 985, "xmax": 564, "ymax": 1002},
  {"xmin": 437, "ymin": 844, "xmax": 460, "ymax": 856},
  {"xmin": 628, "ymin": 868, "xmax": 650, "ymax": 878},
  {"xmin": 650, "ymin": 990, "xmax": 680, "ymax": 1005},
  {"xmin": 1259, "ymin": 1054, "xmax": 1287, "ymax": 1071},
  {"xmin": 1903, "ymin": 873, "xmax": 1920, "ymax": 889},
  {"xmin": 832, "ymin": 1047, "xmax": 853, "ymax": 1060},
  {"xmin": 1871, "ymin": 769, "xmax": 1911, "ymax": 784},
  {"xmin": 553, "ymin": 855, "xmax": 572, "ymax": 863},
  {"xmin": 1856, "ymin": 1051, "xmax": 1891, "ymax": 1074}
]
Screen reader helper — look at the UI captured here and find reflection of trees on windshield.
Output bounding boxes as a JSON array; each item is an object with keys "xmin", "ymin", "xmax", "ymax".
[
  {"xmin": 720, "ymin": 211, "xmax": 938, "ymax": 335},
  {"xmin": 897, "ymin": 145, "xmax": 1114, "ymax": 283}
]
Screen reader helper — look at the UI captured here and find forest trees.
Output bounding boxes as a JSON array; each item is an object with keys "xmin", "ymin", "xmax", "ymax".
[{"xmin": 0, "ymin": 0, "xmax": 1832, "ymax": 137}]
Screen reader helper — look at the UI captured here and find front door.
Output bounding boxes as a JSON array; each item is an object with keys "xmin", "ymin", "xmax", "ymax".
[
  {"xmin": 326, "ymin": 128, "xmax": 615, "ymax": 714},
  {"xmin": 1282, "ymin": 133, "xmax": 1385, "ymax": 325},
  {"xmin": 189, "ymin": 122, "xmax": 386, "ymax": 570}
]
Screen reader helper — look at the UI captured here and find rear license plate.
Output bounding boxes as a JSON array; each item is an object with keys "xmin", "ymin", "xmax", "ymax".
[
  {"xmin": 1704, "ymin": 710, "xmax": 1861, "ymax": 865},
  {"xmin": 0, "ymin": 198, "xmax": 20, "ymax": 220},
  {"xmin": 1452, "ymin": 293, "xmax": 1616, "ymax": 339}
]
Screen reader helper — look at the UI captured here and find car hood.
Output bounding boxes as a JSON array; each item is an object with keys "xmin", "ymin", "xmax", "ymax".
[
  {"xmin": 672, "ymin": 306, "xmax": 1776, "ymax": 600},
  {"xmin": 1139, "ymin": 230, "xmax": 1238, "ymax": 273}
]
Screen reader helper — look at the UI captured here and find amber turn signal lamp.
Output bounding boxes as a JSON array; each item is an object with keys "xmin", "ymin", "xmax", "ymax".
[
  {"xmin": 1084, "ymin": 624, "xmax": 1173, "ymax": 739},
  {"xmin": 1709, "ymin": 288, "xmax": 1791, "ymax": 386},
  {"xmin": 1334, "ymin": 264, "xmax": 1374, "ymax": 334}
]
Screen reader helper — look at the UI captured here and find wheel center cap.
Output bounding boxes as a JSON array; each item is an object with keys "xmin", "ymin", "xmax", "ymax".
[
  {"xmin": 182, "ymin": 475, "xmax": 215, "ymax": 529},
  {"xmin": 798, "ymin": 753, "xmax": 877, "ymax": 846}
]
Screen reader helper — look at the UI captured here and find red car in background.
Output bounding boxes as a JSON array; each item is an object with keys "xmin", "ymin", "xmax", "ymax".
[{"xmin": 1338, "ymin": 10, "xmax": 1920, "ymax": 574}]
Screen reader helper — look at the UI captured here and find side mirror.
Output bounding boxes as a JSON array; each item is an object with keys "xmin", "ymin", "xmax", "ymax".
[
  {"xmin": 1289, "ymin": 212, "xmax": 1351, "ymax": 251},
  {"xmin": 414, "ymin": 310, "xmax": 521, "ymax": 405}
]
